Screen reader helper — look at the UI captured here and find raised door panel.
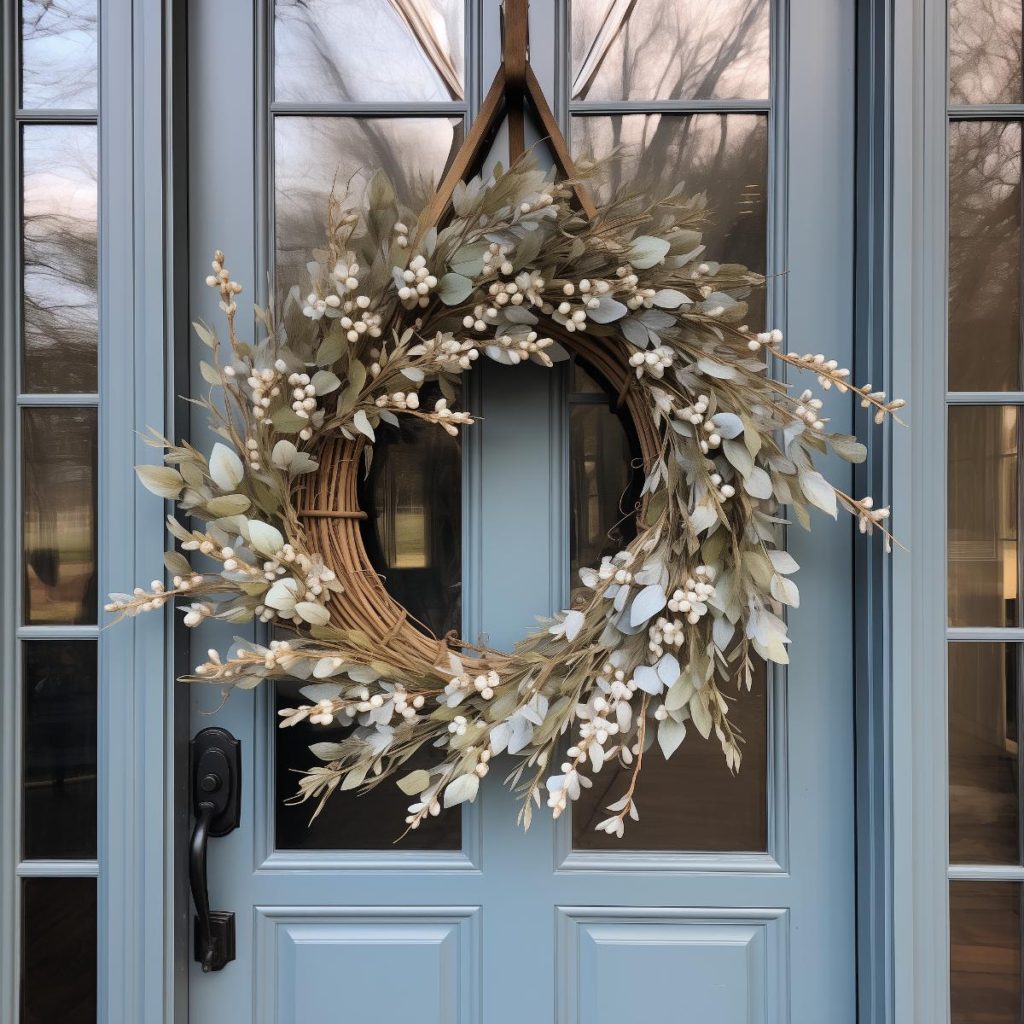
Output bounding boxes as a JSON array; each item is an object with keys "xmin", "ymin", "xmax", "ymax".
[{"xmin": 255, "ymin": 907, "xmax": 481, "ymax": 1024}]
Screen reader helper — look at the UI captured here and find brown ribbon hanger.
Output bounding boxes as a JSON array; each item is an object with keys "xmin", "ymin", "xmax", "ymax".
[{"xmin": 415, "ymin": 0, "xmax": 597, "ymax": 242}]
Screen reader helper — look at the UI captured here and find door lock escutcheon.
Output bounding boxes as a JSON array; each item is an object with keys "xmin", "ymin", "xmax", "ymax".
[{"xmin": 189, "ymin": 727, "xmax": 241, "ymax": 972}]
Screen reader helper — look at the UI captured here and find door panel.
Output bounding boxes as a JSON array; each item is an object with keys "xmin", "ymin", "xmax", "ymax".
[{"xmin": 187, "ymin": 2, "xmax": 855, "ymax": 1021}]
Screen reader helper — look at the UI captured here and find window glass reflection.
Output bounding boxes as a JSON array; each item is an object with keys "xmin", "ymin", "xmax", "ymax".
[
  {"xmin": 21, "ymin": 878, "xmax": 96, "ymax": 1023},
  {"xmin": 949, "ymin": 0, "xmax": 1023, "ymax": 105},
  {"xmin": 571, "ymin": 0, "xmax": 769, "ymax": 102},
  {"xmin": 275, "ymin": 0, "xmax": 464, "ymax": 103},
  {"xmin": 22, "ymin": 124, "xmax": 98, "ymax": 393},
  {"xmin": 948, "ymin": 407, "xmax": 1021, "ymax": 628},
  {"xmin": 569, "ymin": 361, "xmax": 642, "ymax": 584},
  {"xmin": 20, "ymin": 0, "xmax": 98, "ymax": 110},
  {"xmin": 572, "ymin": 113, "xmax": 767, "ymax": 326},
  {"xmin": 573, "ymin": 660, "xmax": 768, "ymax": 851},
  {"xmin": 949, "ymin": 121, "xmax": 1023, "ymax": 392},
  {"xmin": 951, "ymin": 881, "xmax": 1024, "ymax": 1024},
  {"xmin": 22, "ymin": 408, "xmax": 97, "ymax": 625},
  {"xmin": 358, "ymin": 384, "xmax": 462, "ymax": 640},
  {"xmin": 274, "ymin": 684, "xmax": 461, "ymax": 851},
  {"xmin": 275, "ymin": 116, "xmax": 462, "ymax": 294},
  {"xmin": 949, "ymin": 643, "xmax": 1021, "ymax": 865},
  {"xmin": 22, "ymin": 641, "xmax": 97, "ymax": 860}
]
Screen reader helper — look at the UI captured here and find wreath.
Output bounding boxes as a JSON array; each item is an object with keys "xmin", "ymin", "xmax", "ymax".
[{"xmin": 107, "ymin": 147, "xmax": 901, "ymax": 839}]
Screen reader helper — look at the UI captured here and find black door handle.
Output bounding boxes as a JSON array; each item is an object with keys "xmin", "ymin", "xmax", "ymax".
[{"xmin": 189, "ymin": 727, "xmax": 241, "ymax": 972}]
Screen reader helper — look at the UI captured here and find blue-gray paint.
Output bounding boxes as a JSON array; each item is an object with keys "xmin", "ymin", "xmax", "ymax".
[
  {"xmin": 39, "ymin": 0, "xmax": 940, "ymax": 1020},
  {"xmin": 182, "ymin": 1, "xmax": 859, "ymax": 1022},
  {"xmin": 96, "ymin": 0, "xmax": 184, "ymax": 1021},
  {"xmin": 887, "ymin": 0, "xmax": 952, "ymax": 1020}
]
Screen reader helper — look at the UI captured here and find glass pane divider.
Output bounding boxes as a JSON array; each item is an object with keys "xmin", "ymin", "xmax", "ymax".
[
  {"xmin": 569, "ymin": 98, "xmax": 771, "ymax": 116},
  {"xmin": 15, "ymin": 860, "xmax": 98, "ymax": 878},
  {"xmin": 948, "ymin": 628, "xmax": 1024, "ymax": 642},
  {"xmin": 949, "ymin": 864, "xmax": 1024, "ymax": 881},
  {"xmin": 16, "ymin": 625, "xmax": 98, "ymax": 639},
  {"xmin": 16, "ymin": 393, "xmax": 98, "ymax": 406},
  {"xmin": 14, "ymin": 109, "xmax": 97, "ymax": 124},
  {"xmin": 947, "ymin": 391, "xmax": 1024, "ymax": 404},
  {"xmin": 949, "ymin": 104, "xmax": 1024, "ymax": 120},
  {"xmin": 271, "ymin": 101, "xmax": 467, "ymax": 117}
]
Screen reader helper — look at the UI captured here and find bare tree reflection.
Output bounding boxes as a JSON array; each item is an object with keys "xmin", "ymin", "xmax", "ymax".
[
  {"xmin": 22, "ymin": 408, "xmax": 97, "ymax": 625},
  {"xmin": 275, "ymin": 116, "xmax": 461, "ymax": 293},
  {"xmin": 22, "ymin": 125, "xmax": 98, "ymax": 393},
  {"xmin": 275, "ymin": 0, "xmax": 463, "ymax": 103},
  {"xmin": 948, "ymin": 121, "xmax": 1022, "ymax": 391},
  {"xmin": 573, "ymin": 113, "xmax": 767, "ymax": 323},
  {"xmin": 949, "ymin": 0, "xmax": 1023, "ymax": 105},
  {"xmin": 572, "ymin": 0, "xmax": 769, "ymax": 102},
  {"xmin": 21, "ymin": 0, "xmax": 98, "ymax": 109}
]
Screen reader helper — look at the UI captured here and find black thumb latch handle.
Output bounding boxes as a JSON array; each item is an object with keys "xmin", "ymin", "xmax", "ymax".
[{"xmin": 189, "ymin": 727, "xmax": 241, "ymax": 972}]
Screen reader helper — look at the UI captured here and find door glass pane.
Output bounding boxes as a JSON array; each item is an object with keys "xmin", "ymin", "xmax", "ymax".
[
  {"xmin": 274, "ymin": 116, "xmax": 462, "ymax": 294},
  {"xmin": 948, "ymin": 406, "xmax": 1021, "ymax": 628},
  {"xmin": 275, "ymin": 0, "xmax": 465, "ymax": 104},
  {"xmin": 20, "ymin": 0, "xmax": 98, "ymax": 110},
  {"xmin": 571, "ymin": 0, "xmax": 769, "ymax": 102},
  {"xmin": 949, "ymin": 643, "xmax": 1020, "ymax": 865},
  {"xmin": 950, "ymin": 881, "xmax": 1023, "ymax": 1024},
  {"xmin": 569, "ymin": 375, "xmax": 642, "ymax": 584},
  {"xmin": 949, "ymin": 0, "xmax": 1023, "ymax": 105},
  {"xmin": 573, "ymin": 661, "xmax": 768, "ymax": 851},
  {"xmin": 572, "ymin": 113, "xmax": 768, "ymax": 326},
  {"xmin": 22, "ymin": 641, "xmax": 97, "ymax": 860},
  {"xmin": 275, "ymin": 684, "xmax": 461, "ymax": 851},
  {"xmin": 358, "ymin": 387, "xmax": 462, "ymax": 640},
  {"xmin": 22, "ymin": 408, "xmax": 97, "ymax": 625},
  {"xmin": 22, "ymin": 124, "xmax": 98, "ymax": 393},
  {"xmin": 21, "ymin": 877, "xmax": 96, "ymax": 1023},
  {"xmin": 566, "ymin": 361, "xmax": 767, "ymax": 852},
  {"xmin": 949, "ymin": 121, "xmax": 1022, "ymax": 392}
]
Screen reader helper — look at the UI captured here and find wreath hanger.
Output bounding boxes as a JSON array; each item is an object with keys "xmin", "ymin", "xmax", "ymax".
[{"xmin": 415, "ymin": 0, "xmax": 598, "ymax": 241}]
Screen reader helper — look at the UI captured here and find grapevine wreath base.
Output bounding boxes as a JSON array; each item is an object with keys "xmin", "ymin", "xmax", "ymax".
[{"xmin": 108, "ymin": 151, "xmax": 900, "ymax": 839}]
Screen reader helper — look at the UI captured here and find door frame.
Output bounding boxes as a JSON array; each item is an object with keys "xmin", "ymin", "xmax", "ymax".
[{"xmin": 87, "ymin": 0, "xmax": 945, "ymax": 1021}]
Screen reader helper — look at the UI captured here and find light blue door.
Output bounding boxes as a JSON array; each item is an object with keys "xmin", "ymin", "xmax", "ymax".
[{"xmin": 187, "ymin": 2, "xmax": 856, "ymax": 1021}]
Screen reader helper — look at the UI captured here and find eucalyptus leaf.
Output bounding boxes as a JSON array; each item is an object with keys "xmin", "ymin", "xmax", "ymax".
[
  {"xmin": 398, "ymin": 770, "xmax": 431, "ymax": 796},
  {"xmin": 587, "ymin": 297, "xmax": 628, "ymax": 324},
  {"xmin": 206, "ymin": 494, "xmax": 251, "ymax": 516},
  {"xmin": 629, "ymin": 584, "xmax": 667, "ymax": 627},
  {"xmin": 799, "ymin": 469, "xmax": 838, "ymax": 518},
  {"xmin": 436, "ymin": 273, "xmax": 474, "ymax": 306},
  {"xmin": 628, "ymin": 235, "xmax": 670, "ymax": 269},
  {"xmin": 443, "ymin": 773, "xmax": 480, "ymax": 807},
  {"xmin": 658, "ymin": 717, "xmax": 687, "ymax": 758},
  {"xmin": 136, "ymin": 465, "xmax": 184, "ymax": 500}
]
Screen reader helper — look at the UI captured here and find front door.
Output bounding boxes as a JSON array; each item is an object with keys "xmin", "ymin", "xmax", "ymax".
[{"xmin": 186, "ymin": 2, "xmax": 856, "ymax": 1021}]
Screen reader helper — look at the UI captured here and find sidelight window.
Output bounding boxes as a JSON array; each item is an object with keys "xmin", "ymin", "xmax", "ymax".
[
  {"xmin": 947, "ymin": 2, "xmax": 1024, "ymax": 1020},
  {"xmin": 4, "ymin": 0, "xmax": 102, "ymax": 1020}
]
